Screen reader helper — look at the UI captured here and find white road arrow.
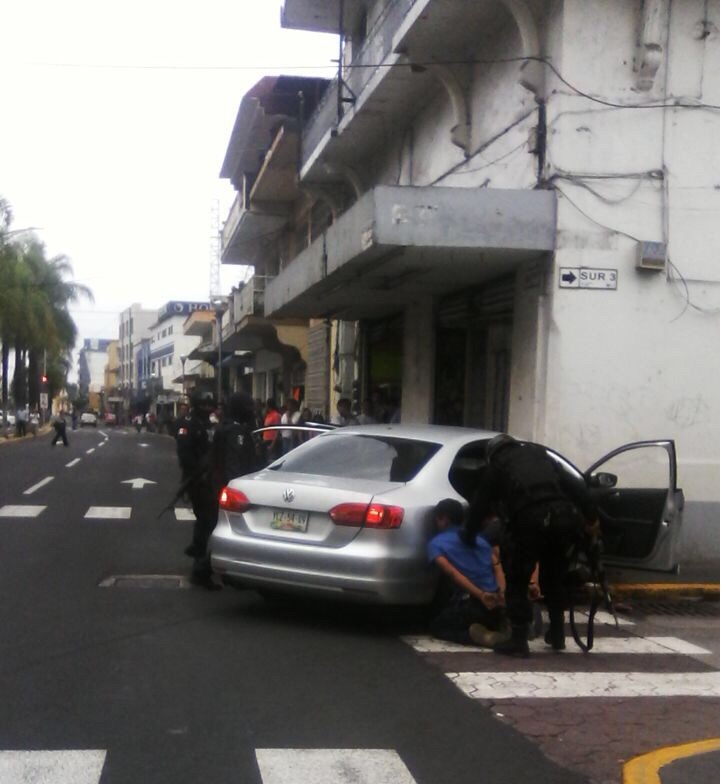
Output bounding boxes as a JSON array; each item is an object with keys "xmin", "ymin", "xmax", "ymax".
[{"xmin": 121, "ymin": 478, "xmax": 157, "ymax": 489}]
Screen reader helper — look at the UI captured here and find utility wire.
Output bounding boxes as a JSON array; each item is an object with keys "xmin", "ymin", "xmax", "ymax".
[{"xmin": 20, "ymin": 55, "xmax": 720, "ymax": 110}]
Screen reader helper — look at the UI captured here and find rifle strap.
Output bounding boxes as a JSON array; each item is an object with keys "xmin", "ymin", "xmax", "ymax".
[{"xmin": 569, "ymin": 588, "xmax": 598, "ymax": 653}]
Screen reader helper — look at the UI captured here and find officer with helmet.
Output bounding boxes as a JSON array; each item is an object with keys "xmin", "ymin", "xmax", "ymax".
[
  {"xmin": 175, "ymin": 391, "xmax": 218, "ymax": 588},
  {"xmin": 463, "ymin": 434, "xmax": 600, "ymax": 657}
]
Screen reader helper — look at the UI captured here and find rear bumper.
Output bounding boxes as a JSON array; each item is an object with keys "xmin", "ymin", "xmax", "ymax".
[{"xmin": 209, "ymin": 520, "xmax": 436, "ymax": 605}]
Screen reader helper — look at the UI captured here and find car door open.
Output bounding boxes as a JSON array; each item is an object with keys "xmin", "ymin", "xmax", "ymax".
[{"xmin": 585, "ymin": 440, "xmax": 684, "ymax": 573}]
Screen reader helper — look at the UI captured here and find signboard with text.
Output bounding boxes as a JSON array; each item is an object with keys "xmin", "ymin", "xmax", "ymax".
[{"xmin": 559, "ymin": 267, "xmax": 617, "ymax": 290}]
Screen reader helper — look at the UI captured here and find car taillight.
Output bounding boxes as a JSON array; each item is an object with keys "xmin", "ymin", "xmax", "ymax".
[
  {"xmin": 329, "ymin": 502, "xmax": 404, "ymax": 529},
  {"xmin": 218, "ymin": 487, "xmax": 250, "ymax": 512}
]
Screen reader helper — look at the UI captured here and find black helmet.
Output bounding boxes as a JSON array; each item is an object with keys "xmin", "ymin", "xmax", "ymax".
[
  {"xmin": 228, "ymin": 392, "xmax": 255, "ymax": 422},
  {"xmin": 485, "ymin": 433, "xmax": 517, "ymax": 462}
]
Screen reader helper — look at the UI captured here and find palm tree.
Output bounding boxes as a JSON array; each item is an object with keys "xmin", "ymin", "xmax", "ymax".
[{"xmin": 0, "ymin": 202, "xmax": 93, "ymax": 418}]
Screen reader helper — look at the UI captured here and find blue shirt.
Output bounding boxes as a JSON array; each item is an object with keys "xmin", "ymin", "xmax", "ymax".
[{"xmin": 427, "ymin": 528, "xmax": 499, "ymax": 592}]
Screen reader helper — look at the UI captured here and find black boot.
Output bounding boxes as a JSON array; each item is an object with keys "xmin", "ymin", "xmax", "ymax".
[
  {"xmin": 544, "ymin": 611, "xmax": 566, "ymax": 650},
  {"xmin": 493, "ymin": 624, "xmax": 530, "ymax": 658}
]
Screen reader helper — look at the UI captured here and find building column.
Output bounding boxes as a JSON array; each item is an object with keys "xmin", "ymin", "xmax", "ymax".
[{"xmin": 401, "ymin": 297, "xmax": 435, "ymax": 424}]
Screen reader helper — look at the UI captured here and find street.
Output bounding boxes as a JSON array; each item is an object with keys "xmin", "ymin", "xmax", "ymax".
[{"xmin": 0, "ymin": 427, "xmax": 718, "ymax": 784}]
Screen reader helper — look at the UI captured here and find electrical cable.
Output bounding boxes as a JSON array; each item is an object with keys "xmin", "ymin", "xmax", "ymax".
[
  {"xmin": 25, "ymin": 55, "xmax": 720, "ymax": 110},
  {"xmin": 428, "ymin": 108, "xmax": 536, "ymax": 186}
]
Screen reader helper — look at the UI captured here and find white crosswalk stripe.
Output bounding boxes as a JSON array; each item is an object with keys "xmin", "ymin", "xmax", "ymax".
[
  {"xmin": 0, "ymin": 750, "xmax": 106, "ymax": 783},
  {"xmin": 255, "ymin": 749, "xmax": 417, "ymax": 783},
  {"xmin": 449, "ymin": 670, "xmax": 720, "ymax": 699},
  {"xmin": 174, "ymin": 508, "xmax": 196, "ymax": 521},
  {"xmin": 402, "ymin": 634, "xmax": 711, "ymax": 655},
  {"xmin": 0, "ymin": 505, "xmax": 46, "ymax": 517},
  {"xmin": 84, "ymin": 507, "xmax": 132, "ymax": 519}
]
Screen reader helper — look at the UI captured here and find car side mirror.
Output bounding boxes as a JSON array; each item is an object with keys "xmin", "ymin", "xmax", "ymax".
[{"xmin": 589, "ymin": 472, "xmax": 617, "ymax": 489}]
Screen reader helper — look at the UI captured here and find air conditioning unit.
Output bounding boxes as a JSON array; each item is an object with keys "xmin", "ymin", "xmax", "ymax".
[{"xmin": 635, "ymin": 240, "xmax": 667, "ymax": 271}]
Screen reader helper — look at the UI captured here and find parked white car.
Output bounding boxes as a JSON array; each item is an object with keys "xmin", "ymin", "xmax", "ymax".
[{"xmin": 80, "ymin": 411, "xmax": 98, "ymax": 427}]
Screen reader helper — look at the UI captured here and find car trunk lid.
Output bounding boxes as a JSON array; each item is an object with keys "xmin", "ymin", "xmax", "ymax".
[{"xmin": 225, "ymin": 472, "xmax": 400, "ymax": 547}]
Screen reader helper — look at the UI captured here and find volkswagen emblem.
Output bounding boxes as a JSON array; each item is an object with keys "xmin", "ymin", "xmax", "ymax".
[{"xmin": 282, "ymin": 488, "xmax": 295, "ymax": 503}]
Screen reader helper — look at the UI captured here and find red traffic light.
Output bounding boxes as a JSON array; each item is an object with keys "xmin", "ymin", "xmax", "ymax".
[{"xmin": 41, "ymin": 375, "xmax": 48, "ymax": 383}]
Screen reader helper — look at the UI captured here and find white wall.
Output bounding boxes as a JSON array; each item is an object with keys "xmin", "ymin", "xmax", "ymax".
[{"xmin": 539, "ymin": 0, "xmax": 719, "ymax": 558}]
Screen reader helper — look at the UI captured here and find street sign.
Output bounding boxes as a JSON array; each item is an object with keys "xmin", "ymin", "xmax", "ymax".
[
  {"xmin": 559, "ymin": 267, "xmax": 617, "ymax": 290},
  {"xmin": 40, "ymin": 393, "xmax": 48, "ymax": 410}
]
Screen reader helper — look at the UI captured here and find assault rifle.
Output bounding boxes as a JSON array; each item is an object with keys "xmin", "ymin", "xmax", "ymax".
[{"xmin": 157, "ymin": 459, "xmax": 210, "ymax": 519}]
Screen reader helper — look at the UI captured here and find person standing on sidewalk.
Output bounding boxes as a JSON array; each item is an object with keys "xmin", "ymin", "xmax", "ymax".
[{"xmin": 463, "ymin": 435, "xmax": 600, "ymax": 657}]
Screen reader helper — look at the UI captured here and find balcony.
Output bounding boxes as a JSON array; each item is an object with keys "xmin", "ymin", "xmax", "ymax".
[
  {"xmin": 264, "ymin": 184, "xmax": 556, "ymax": 321},
  {"xmin": 290, "ymin": 0, "xmax": 542, "ymax": 183},
  {"xmin": 220, "ymin": 191, "xmax": 287, "ymax": 267},
  {"xmin": 231, "ymin": 277, "xmax": 268, "ymax": 324}
]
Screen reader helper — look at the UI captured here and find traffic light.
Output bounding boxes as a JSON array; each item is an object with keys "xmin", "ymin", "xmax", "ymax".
[{"xmin": 41, "ymin": 375, "xmax": 48, "ymax": 384}]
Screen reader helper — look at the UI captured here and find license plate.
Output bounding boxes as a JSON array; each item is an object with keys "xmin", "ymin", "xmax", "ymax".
[{"xmin": 270, "ymin": 509, "xmax": 309, "ymax": 532}]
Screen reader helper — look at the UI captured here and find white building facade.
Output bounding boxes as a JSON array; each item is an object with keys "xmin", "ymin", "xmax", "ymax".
[{"xmin": 227, "ymin": 0, "xmax": 718, "ymax": 567}]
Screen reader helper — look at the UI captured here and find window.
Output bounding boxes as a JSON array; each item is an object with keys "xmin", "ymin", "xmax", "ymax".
[{"xmin": 271, "ymin": 434, "xmax": 441, "ymax": 482}]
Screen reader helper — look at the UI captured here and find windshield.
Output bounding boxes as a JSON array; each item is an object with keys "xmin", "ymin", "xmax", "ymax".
[{"xmin": 269, "ymin": 434, "xmax": 442, "ymax": 482}]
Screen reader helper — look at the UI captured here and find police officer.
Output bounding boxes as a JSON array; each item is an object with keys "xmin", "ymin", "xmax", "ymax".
[
  {"xmin": 175, "ymin": 392, "xmax": 218, "ymax": 588},
  {"xmin": 464, "ymin": 434, "xmax": 600, "ymax": 657},
  {"xmin": 209, "ymin": 392, "xmax": 259, "ymax": 497}
]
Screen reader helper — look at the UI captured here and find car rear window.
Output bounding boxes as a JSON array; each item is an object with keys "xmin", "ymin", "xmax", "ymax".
[{"xmin": 269, "ymin": 434, "xmax": 442, "ymax": 481}]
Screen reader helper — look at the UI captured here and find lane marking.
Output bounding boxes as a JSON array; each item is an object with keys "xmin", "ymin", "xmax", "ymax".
[
  {"xmin": 255, "ymin": 749, "xmax": 417, "ymax": 784},
  {"xmin": 175, "ymin": 508, "xmax": 196, "ymax": 521},
  {"xmin": 0, "ymin": 505, "xmax": 46, "ymax": 518},
  {"xmin": 623, "ymin": 737, "xmax": 720, "ymax": 784},
  {"xmin": 449, "ymin": 671, "xmax": 720, "ymax": 699},
  {"xmin": 66, "ymin": 458, "xmax": 81, "ymax": 467},
  {"xmin": 85, "ymin": 507, "xmax": 132, "ymax": 520},
  {"xmin": 0, "ymin": 749, "xmax": 106, "ymax": 783},
  {"xmin": 402, "ymin": 635, "xmax": 710, "ymax": 655},
  {"xmin": 23, "ymin": 476, "xmax": 54, "ymax": 495},
  {"xmin": 86, "ymin": 448, "xmax": 95, "ymax": 454},
  {"xmin": 121, "ymin": 478, "xmax": 156, "ymax": 489},
  {"xmin": 97, "ymin": 442, "xmax": 105, "ymax": 448}
]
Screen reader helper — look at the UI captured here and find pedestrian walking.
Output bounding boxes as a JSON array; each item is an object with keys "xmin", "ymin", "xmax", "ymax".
[
  {"xmin": 463, "ymin": 434, "xmax": 600, "ymax": 657},
  {"xmin": 50, "ymin": 412, "xmax": 69, "ymax": 447},
  {"xmin": 262, "ymin": 399, "xmax": 282, "ymax": 463}
]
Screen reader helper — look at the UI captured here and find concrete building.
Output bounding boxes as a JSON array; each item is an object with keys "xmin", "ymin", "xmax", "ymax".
[
  {"xmin": 78, "ymin": 339, "xmax": 113, "ymax": 410},
  {"xmin": 220, "ymin": 0, "xmax": 719, "ymax": 569},
  {"xmin": 119, "ymin": 303, "xmax": 157, "ymax": 419},
  {"xmin": 219, "ymin": 76, "xmax": 333, "ymax": 413},
  {"xmin": 146, "ymin": 301, "xmax": 212, "ymax": 421}
]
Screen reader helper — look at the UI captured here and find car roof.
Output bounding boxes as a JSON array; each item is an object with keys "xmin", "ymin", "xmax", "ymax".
[{"xmin": 317, "ymin": 423, "xmax": 501, "ymax": 447}]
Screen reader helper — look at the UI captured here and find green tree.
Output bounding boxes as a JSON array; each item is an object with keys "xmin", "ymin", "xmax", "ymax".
[{"xmin": 0, "ymin": 197, "xmax": 93, "ymax": 419}]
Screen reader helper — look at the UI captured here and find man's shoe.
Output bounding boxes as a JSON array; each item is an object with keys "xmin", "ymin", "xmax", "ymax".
[
  {"xmin": 184, "ymin": 544, "xmax": 201, "ymax": 558},
  {"xmin": 470, "ymin": 623, "xmax": 511, "ymax": 649},
  {"xmin": 544, "ymin": 628, "xmax": 566, "ymax": 650},
  {"xmin": 493, "ymin": 636, "xmax": 530, "ymax": 658}
]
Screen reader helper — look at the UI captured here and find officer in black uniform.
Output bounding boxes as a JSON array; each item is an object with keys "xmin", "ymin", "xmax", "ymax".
[
  {"xmin": 174, "ymin": 392, "xmax": 218, "ymax": 588},
  {"xmin": 209, "ymin": 392, "xmax": 259, "ymax": 498},
  {"xmin": 464, "ymin": 434, "xmax": 600, "ymax": 657}
]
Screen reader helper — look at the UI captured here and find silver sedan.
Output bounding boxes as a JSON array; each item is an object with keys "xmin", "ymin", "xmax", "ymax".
[{"xmin": 209, "ymin": 425, "xmax": 682, "ymax": 604}]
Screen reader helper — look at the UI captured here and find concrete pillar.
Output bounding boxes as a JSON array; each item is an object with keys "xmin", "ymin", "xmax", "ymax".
[{"xmin": 401, "ymin": 297, "xmax": 435, "ymax": 424}]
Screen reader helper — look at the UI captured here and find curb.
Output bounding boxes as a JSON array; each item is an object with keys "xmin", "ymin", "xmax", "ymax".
[
  {"xmin": 610, "ymin": 583, "xmax": 720, "ymax": 600},
  {"xmin": 623, "ymin": 737, "xmax": 720, "ymax": 784}
]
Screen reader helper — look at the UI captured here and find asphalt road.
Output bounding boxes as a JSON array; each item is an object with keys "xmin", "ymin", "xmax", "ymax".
[{"xmin": 0, "ymin": 427, "xmax": 718, "ymax": 784}]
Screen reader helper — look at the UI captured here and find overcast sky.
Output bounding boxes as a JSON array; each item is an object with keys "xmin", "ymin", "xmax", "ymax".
[{"xmin": 1, "ymin": 1, "xmax": 338, "ymax": 378}]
